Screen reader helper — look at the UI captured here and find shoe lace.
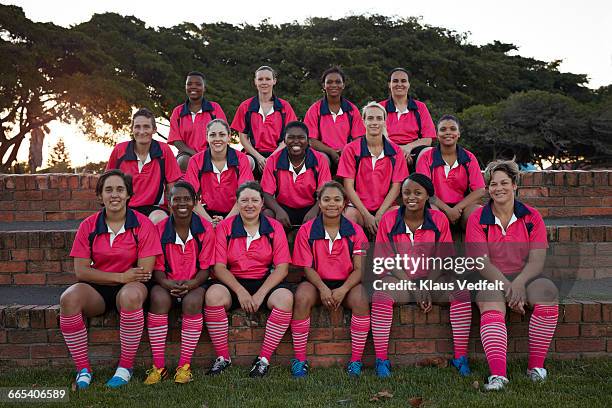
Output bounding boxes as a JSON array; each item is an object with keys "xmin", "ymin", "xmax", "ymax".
[
  {"xmin": 292, "ymin": 360, "xmax": 306, "ymax": 373},
  {"xmin": 212, "ymin": 357, "xmax": 227, "ymax": 371},
  {"xmin": 347, "ymin": 362, "xmax": 361, "ymax": 374},
  {"xmin": 253, "ymin": 359, "xmax": 267, "ymax": 374}
]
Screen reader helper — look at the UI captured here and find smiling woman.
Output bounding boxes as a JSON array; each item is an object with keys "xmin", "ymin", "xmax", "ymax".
[
  {"xmin": 106, "ymin": 108, "xmax": 182, "ymax": 225},
  {"xmin": 260, "ymin": 121, "xmax": 332, "ymax": 228}
]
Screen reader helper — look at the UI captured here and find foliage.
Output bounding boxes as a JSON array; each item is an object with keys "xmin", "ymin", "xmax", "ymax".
[
  {"xmin": 1, "ymin": 6, "xmax": 610, "ymax": 171},
  {"xmin": 45, "ymin": 137, "xmax": 72, "ymax": 172}
]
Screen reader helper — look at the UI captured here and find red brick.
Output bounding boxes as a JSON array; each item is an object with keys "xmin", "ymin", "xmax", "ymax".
[
  {"xmin": 60, "ymin": 201, "xmax": 94, "ymax": 211},
  {"xmin": 13, "ymin": 274, "xmax": 46, "ymax": 285},
  {"xmin": 0, "ymin": 275, "xmax": 11, "ymax": 285},
  {"xmin": 0, "ymin": 261, "xmax": 26, "ymax": 273},
  {"xmin": 549, "ymin": 208, "xmax": 581, "ymax": 217},
  {"xmin": 563, "ymin": 304, "xmax": 581, "ymax": 322},
  {"xmin": 582, "ymin": 207, "xmax": 612, "ymax": 217},
  {"xmin": 235, "ymin": 342, "xmax": 261, "ymax": 356},
  {"xmin": 582, "ymin": 303, "xmax": 601, "ymax": 322},
  {"xmin": 0, "ymin": 201, "xmax": 15, "ymax": 210},
  {"xmin": 603, "ymin": 303, "xmax": 612, "ymax": 322},
  {"xmin": 557, "ymin": 227, "xmax": 571, "ymax": 242},
  {"xmin": 580, "ymin": 324, "xmax": 610, "ymax": 337},
  {"xmin": 14, "ymin": 212, "xmax": 43, "ymax": 222},
  {"xmin": 67, "ymin": 175, "xmax": 80, "ymax": 189},
  {"xmin": 395, "ymin": 340, "xmax": 436, "ymax": 354},
  {"xmin": 517, "ymin": 187, "xmax": 548, "ymax": 198},
  {"xmin": 555, "ymin": 339, "xmax": 604, "ymax": 352},
  {"xmin": 332, "ymin": 327, "xmax": 350, "ymax": 340},
  {"xmin": 0, "ymin": 344, "xmax": 29, "ymax": 359},
  {"xmin": 90, "ymin": 329, "xmax": 119, "ymax": 343},
  {"xmin": 314, "ymin": 342, "xmax": 351, "ymax": 355},
  {"xmin": 414, "ymin": 325, "xmax": 451, "ymax": 339},
  {"xmin": 8, "ymin": 329, "xmax": 47, "ymax": 343},
  {"xmin": 426, "ymin": 305, "xmax": 441, "ymax": 323},
  {"xmin": 44, "ymin": 212, "xmax": 70, "ymax": 221},
  {"xmin": 35, "ymin": 175, "xmax": 49, "ymax": 189},
  {"xmin": 27, "ymin": 261, "xmax": 62, "ymax": 273},
  {"xmin": 49, "ymin": 175, "xmax": 69, "ymax": 189},
  {"xmin": 30, "ymin": 306, "xmax": 49, "ymax": 329},
  {"xmin": 30, "ymin": 344, "xmax": 68, "ymax": 359},
  {"xmin": 13, "ymin": 191, "xmax": 42, "ymax": 201},
  {"xmin": 45, "ymin": 306, "xmax": 60, "ymax": 328},
  {"xmin": 436, "ymin": 339, "xmax": 453, "ymax": 353},
  {"xmin": 0, "ymin": 330, "xmax": 6, "ymax": 344},
  {"xmin": 310, "ymin": 328, "xmax": 333, "ymax": 340},
  {"xmin": 555, "ymin": 323, "xmax": 579, "ymax": 337},
  {"xmin": 389, "ymin": 325, "xmax": 414, "ymax": 339},
  {"xmin": 564, "ymin": 197, "xmax": 602, "ymax": 207},
  {"xmin": 229, "ymin": 328, "xmax": 252, "ymax": 341},
  {"xmin": 42, "ymin": 190, "xmax": 71, "ymax": 201},
  {"xmin": 399, "ymin": 305, "xmax": 414, "ymax": 324},
  {"xmin": 0, "ymin": 211, "xmax": 14, "ymax": 222},
  {"xmin": 46, "ymin": 273, "xmax": 76, "ymax": 285},
  {"xmin": 71, "ymin": 190, "xmax": 97, "ymax": 200}
]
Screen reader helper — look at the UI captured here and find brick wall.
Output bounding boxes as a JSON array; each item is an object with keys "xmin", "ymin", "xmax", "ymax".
[
  {"xmin": 1, "ymin": 171, "xmax": 611, "ymax": 222},
  {"xmin": 1, "ymin": 226, "xmax": 610, "ymax": 286},
  {"xmin": 1, "ymin": 303, "xmax": 610, "ymax": 367},
  {"xmin": 0, "ymin": 174, "xmax": 99, "ymax": 222}
]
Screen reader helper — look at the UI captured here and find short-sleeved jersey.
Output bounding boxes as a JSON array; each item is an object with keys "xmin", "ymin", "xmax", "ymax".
[
  {"xmin": 230, "ymin": 95, "xmax": 297, "ymax": 153},
  {"xmin": 167, "ymin": 99, "xmax": 227, "ymax": 152},
  {"xmin": 70, "ymin": 208, "xmax": 162, "ymax": 274},
  {"xmin": 154, "ymin": 214, "xmax": 215, "ymax": 281},
  {"xmin": 215, "ymin": 214, "xmax": 291, "ymax": 279},
  {"xmin": 336, "ymin": 136, "xmax": 408, "ymax": 212},
  {"xmin": 184, "ymin": 147, "xmax": 254, "ymax": 214},
  {"xmin": 416, "ymin": 145, "xmax": 486, "ymax": 205},
  {"xmin": 303, "ymin": 97, "xmax": 366, "ymax": 150},
  {"xmin": 376, "ymin": 207, "xmax": 452, "ymax": 277},
  {"xmin": 465, "ymin": 200, "xmax": 548, "ymax": 275},
  {"xmin": 379, "ymin": 97, "xmax": 436, "ymax": 145},
  {"xmin": 261, "ymin": 147, "xmax": 332, "ymax": 209},
  {"xmin": 293, "ymin": 215, "xmax": 368, "ymax": 281},
  {"xmin": 106, "ymin": 140, "xmax": 182, "ymax": 208}
]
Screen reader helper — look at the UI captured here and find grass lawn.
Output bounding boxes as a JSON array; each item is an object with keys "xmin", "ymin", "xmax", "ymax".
[{"xmin": 1, "ymin": 359, "xmax": 610, "ymax": 407}]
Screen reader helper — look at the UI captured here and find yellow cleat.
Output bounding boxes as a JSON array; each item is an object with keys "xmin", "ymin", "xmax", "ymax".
[
  {"xmin": 174, "ymin": 364, "xmax": 193, "ymax": 384},
  {"xmin": 144, "ymin": 365, "xmax": 169, "ymax": 385}
]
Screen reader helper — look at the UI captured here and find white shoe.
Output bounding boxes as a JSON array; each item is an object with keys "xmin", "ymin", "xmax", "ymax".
[
  {"xmin": 483, "ymin": 375, "xmax": 509, "ymax": 391},
  {"xmin": 527, "ymin": 367, "xmax": 548, "ymax": 382}
]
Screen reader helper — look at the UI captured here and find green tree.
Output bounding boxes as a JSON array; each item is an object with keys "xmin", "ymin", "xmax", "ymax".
[{"xmin": 46, "ymin": 137, "xmax": 72, "ymax": 172}]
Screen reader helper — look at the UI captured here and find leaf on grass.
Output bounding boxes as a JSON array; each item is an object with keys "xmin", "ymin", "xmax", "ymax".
[
  {"xmin": 71, "ymin": 382, "xmax": 77, "ymax": 392},
  {"xmin": 472, "ymin": 380, "xmax": 480, "ymax": 389},
  {"xmin": 416, "ymin": 357, "xmax": 448, "ymax": 368},
  {"xmin": 337, "ymin": 398, "xmax": 351, "ymax": 404},
  {"xmin": 370, "ymin": 389, "xmax": 394, "ymax": 401},
  {"xmin": 408, "ymin": 397, "xmax": 424, "ymax": 407}
]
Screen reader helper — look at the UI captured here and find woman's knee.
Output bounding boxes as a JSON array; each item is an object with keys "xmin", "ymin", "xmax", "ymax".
[
  {"xmin": 149, "ymin": 285, "xmax": 172, "ymax": 313},
  {"xmin": 182, "ymin": 288, "xmax": 205, "ymax": 315},
  {"xmin": 527, "ymin": 278, "xmax": 559, "ymax": 304},
  {"xmin": 346, "ymin": 285, "xmax": 369, "ymax": 315},
  {"xmin": 268, "ymin": 288, "xmax": 293, "ymax": 310},
  {"xmin": 205, "ymin": 284, "xmax": 231, "ymax": 307},
  {"xmin": 117, "ymin": 283, "xmax": 147, "ymax": 310}
]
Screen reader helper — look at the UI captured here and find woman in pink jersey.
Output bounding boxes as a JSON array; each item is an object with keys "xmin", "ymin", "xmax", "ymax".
[
  {"xmin": 60, "ymin": 170, "xmax": 162, "ymax": 389},
  {"xmin": 466, "ymin": 160, "xmax": 558, "ymax": 391},
  {"xmin": 144, "ymin": 181, "xmax": 215, "ymax": 385},
  {"xmin": 303, "ymin": 66, "xmax": 365, "ymax": 168},
  {"xmin": 204, "ymin": 181, "xmax": 293, "ymax": 378},
  {"xmin": 167, "ymin": 71, "xmax": 227, "ymax": 171},
  {"xmin": 370, "ymin": 173, "xmax": 453, "ymax": 378},
  {"xmin": 416, "ymin": 115, "xmax": 485, "ymax": 229},
  {"xmin": 337, "ymin": 102, "xmax": 408, "ymax": 235},
  {"xmin": 290, "ymin": 181, "xmax": 369, "ymax": 378}
]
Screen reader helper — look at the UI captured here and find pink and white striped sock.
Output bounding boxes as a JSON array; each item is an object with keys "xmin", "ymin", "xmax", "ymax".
[
  {"xmin": 350, "ymin": 314, "xmax": 370, "ymax": 362},
  {"xmin": 118, "ymin": 308, "xmax": 144, "ymax": 369},
  {"xmin": 371, "ymin": 292, "xmax": 394, "ymax": 360},
  {"xmin": 480, "ymin": 310, "xmax": 507, "ymax": 377},
  {"xmin": 146, "ymin": 312, "xmax": 168, "ymax": 368},
  {"xmin": 178, "ymin": 313, "xmax": 203, "ymax": 367},
  {"xmin": 528, "ymin": 304, "xmax": 558, "ymax": 369},
  {"xmin": 450, "ymin": 291, "xmax": 472, "ymax": 359},
  {"xmin": 205, "ymin": 306, "xmax": 230, "ymax": 360},
  {"xmin": 290, "ymin": 318, "xmax": 310, "ymax": 362},
  {"xmin": 259, "ymin": 308, "xmax": 292, "ymax": 361},
  {"xmin": 60, "ymin": 313, "xmax": 90, "ymax": 371}
]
